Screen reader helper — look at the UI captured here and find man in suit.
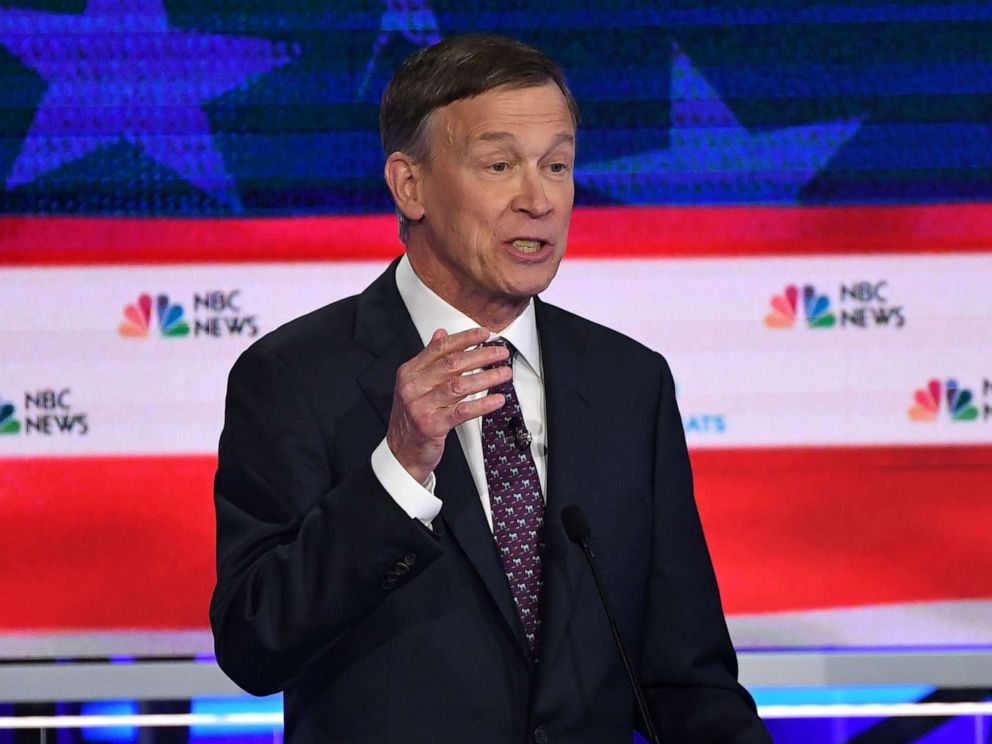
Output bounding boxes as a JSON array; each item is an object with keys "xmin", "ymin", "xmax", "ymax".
[{"xmin": 211, "ymin": 34, "xmax": 772, "ymax": 743}]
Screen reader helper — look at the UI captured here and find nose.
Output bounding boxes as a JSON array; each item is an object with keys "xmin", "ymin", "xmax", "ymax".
[{"xmin": 511, "ymin": 166, "xmax": 553, "ymax": 218}]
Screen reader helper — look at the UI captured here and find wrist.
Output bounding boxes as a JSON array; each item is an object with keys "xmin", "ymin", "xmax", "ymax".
[{"xmin": 386, "ymin": 439, "xmax": 431, "ymax": 485}]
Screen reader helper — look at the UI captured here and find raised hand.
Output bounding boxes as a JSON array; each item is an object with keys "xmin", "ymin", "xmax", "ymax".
[{"xmin": 386, "ymin": 327, "xmax": 510, "ymax": 484}]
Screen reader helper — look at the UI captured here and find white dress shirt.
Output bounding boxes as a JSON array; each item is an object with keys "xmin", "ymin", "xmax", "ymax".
[{"xmin": 370, "ymin": 254, "xmax": 547, "ymax": 530}]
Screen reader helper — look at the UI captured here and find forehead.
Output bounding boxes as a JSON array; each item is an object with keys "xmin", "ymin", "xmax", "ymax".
[{"xmin": 430, "ymin": 82, "xmax": 576, "ymax": 150}]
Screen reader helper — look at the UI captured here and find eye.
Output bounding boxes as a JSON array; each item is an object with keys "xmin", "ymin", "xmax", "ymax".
[
  {"xmin": 548, "ymin": 162, "xmax": 568, "ymax": 173},
  {"xmin": 490, "ymin": 162, "xmax": 509, "ymax": 173}
]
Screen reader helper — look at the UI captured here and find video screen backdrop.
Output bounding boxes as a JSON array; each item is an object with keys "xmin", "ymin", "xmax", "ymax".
[{"xmin": 1, "ymin": 1, "xmax": 990, "ymax": 659}]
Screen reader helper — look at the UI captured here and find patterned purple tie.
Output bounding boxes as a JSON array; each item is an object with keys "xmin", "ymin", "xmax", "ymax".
[{"xmin": 482, "ymin": 339, "xmax": 545, "ymax": 656}]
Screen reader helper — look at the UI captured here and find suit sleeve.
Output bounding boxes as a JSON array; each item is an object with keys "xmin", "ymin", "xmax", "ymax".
[
  {"xmin": 209, "ymin": 343, "xmax": 443, "ymax": 696},
  {"xmin": 638, "ymin": 356, "xmax": 773, "ymax": 743}
]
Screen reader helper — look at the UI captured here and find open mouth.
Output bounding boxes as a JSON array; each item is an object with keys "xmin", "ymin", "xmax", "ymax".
[{"xmin": 510, "ymin": 239, "xmax": 545, "ymax": 255}]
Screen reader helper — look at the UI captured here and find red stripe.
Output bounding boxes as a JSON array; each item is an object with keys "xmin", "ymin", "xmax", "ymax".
[
  {"xmin": 2, "ymin": 203, "xmax": 990, "ymax": 265},
  {"xmin": 692, "ymin": 445, "xmax": 992, "ymax": 614},
  {"xmin": 0, "ymin": 445, "xmax": 990, "ymax": 631},
  {"xmin": 0, "ymin": 455, "xmax": 216, "ymax": 631}
]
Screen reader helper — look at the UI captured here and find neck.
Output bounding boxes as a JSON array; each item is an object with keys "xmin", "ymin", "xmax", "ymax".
[
  {"xmin": 463, "ymin": 296, "xmax": 528, "ymax": 333},
  {"xmin": 407, "ymin": 250, "xmax": 529, "ymax": 333}
]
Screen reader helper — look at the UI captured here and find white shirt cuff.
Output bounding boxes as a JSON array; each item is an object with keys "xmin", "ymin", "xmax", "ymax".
[{"xmin": 370, "ymin": 438, "xmax": 442, "ymax": 528}]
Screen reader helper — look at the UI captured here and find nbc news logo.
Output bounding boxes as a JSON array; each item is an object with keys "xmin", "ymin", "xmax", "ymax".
[
  {"xmin": 908, "ymin": 378, "xmax": 992, "ymax": 423},
  {"xmin": 765, "ymin": 281, "xmax": 905, "ymax": 330},
  {"xmin": 119, "ymin": 293, "xmax": 190, "ymax": 337},
  {"xmin": 1, "ymin": 396, "xmax": 21, "ymax": 435},
  {"xmin": 119, "ymin": 291, "xmax": 257, "ymax": 339},
  {"xmin": 0, "ymin": 390, "xmax": 89, "ymax": 436}
]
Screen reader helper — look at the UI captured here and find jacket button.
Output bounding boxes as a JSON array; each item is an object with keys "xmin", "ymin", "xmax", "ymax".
[
  {"xmin": 380, "ymin": 577, "xmax": 396, "ymax": 590},
  {"xmin": 394, "ymin": 561, "xmax": 410, "ymax": 575},
  {"xmin": 403, "ymin": 553, "xmax": 417, "ymax": 566},
  {"xmin": 532, "ymin": 725, "xmax": 549, "ymax": 743}
]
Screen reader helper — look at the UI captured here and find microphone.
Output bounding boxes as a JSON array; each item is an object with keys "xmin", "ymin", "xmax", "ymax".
[
  {"xmin": 511, "ymin": 417, "xmax": 533, "ymax": 451},
  {"xmin": 561, "ymin": 505, "xmax": 662, "ymax": 744}
]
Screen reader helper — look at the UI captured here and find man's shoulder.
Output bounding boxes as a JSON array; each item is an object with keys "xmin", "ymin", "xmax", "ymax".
[
  {"xmin": 232, "ymin": 294, "xmax": 368, "ymax": 381},
  {"xmin": 242, "ymin": 258, "xmax": 401, "ymax": 369},
  {"xmin": 258, "ymin": 293, "xmax": 359, "ymax": 353},
  {"xmin": 262, "ymin": 295, "xmax": 359, "ymax": 350}
]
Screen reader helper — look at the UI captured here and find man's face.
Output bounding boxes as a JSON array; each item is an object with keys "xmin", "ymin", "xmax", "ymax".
[{"xmin": 406, "ymin": 81, "xmax": 576, "ymax": 323}]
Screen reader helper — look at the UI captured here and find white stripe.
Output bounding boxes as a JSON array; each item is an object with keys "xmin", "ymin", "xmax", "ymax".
[
  {"xmin": 0, "ymin": 713, "xmax": 282, "ymax": 729},
  {"xmin": 2, "ymin": 255, "xmax": 992, "ymax": 455},
  {"xmin": 2, "ymin": 703, "xmax": 992, "ymax": 728},
  {"xmin": 729, "ymin": 599, "xmax": 992, "ymax": 647},
  {"xmin": 758, "ymin": 702, "xmax": 992, "ymax": 719}
]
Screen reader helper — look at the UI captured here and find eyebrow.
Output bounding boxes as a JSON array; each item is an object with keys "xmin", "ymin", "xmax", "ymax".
[{"xmin": 474, "ymin": 131, "xmax": 576, "ymax": 147}]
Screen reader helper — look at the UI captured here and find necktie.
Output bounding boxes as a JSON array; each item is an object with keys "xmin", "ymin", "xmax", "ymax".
[{"xmin": 481, "ymin": 339, "xmax": 545, "ymax": 657}]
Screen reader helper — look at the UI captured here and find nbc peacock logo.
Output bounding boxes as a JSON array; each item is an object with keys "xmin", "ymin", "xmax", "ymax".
[
  {"xmin": 118, "ymin": 293, "xmax": 190, "ymax": 338},
  {"xmin": 0, "ymin": 396, "xmax": 21, "ymax": 435},
  {"xmin": 764, "ymin": 284, "xmax": 836, "ymax": 329},
  {"xmin": 908, "ymin": 379, "xmax": 979, "ymax": 423}
]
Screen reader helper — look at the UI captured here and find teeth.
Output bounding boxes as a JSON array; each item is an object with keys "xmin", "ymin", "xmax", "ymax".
[{"xmin": 512, "ymin": 239, "xmax": 542, "ymax": 254}]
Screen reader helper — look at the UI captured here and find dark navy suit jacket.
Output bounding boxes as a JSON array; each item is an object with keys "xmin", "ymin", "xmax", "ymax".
[{"xmin": 210, "ymin": 259, "xmax": 771, "ymax": 743}]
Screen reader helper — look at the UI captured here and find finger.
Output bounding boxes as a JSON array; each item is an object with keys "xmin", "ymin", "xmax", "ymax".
[
  {"xmin": 401, "ymin": 327, "xmax": 506, "ymax": 391},
  {"xmin": 456, "ymin": 342, "xmax": 511, "ymax": 372},
  {"xmin": 427, "ymin": 342, "xmax": 510, "ymax": 382},
  {"xmin": 421, "ymin": 326, "xmax": 491, "ymax": 364},
  {"xmin": 403, "ymin": 328, "xmax": 448, "ymax": 374},
  {"xmin": 446, "ymin": 392, "xmax": 507, "ymax": 428},
  {"xmin": 431, "ymin": 364, "xmax": 511, "ymax": 405}
]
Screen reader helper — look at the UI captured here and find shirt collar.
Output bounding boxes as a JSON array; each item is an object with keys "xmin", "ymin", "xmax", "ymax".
[{"xmin": 395, "ymin": 254, "xmax": 542, "ymax": 378}]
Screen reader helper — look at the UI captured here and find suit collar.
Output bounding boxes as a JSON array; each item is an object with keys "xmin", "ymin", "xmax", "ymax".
[
  {"xmin": 394, "ymin": 254, "xmax": 542, "ymax": 378},
  {"xmin": 354, "ymin": 257, "xmax": 423, "ymax": 372}
]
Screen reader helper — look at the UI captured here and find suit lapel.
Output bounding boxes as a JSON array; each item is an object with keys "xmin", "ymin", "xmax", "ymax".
[
  {"xmin": 354, "ymin": 260, "xmax": 530, "ymax": 662},
  {"xmin": 435, "ymin": 432, "xmax": 532, "ymax": 662},
  {"xmin": 354, "ymin": 264, "xmax": 420, "ymax": 428},
  {"xmin": 534, "ymin": 299, "xmax": 598, "ymax": 665}
]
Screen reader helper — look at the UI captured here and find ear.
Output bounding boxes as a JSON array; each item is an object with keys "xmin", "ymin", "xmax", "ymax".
[{"xmin": 384, "ymin": 152, "xmax": 425, "ymax": 223}]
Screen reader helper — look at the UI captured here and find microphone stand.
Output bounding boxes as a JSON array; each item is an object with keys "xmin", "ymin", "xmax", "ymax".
[{"xmin": 562, "ymin": 506, "xmax": 662, "ymax": 744}]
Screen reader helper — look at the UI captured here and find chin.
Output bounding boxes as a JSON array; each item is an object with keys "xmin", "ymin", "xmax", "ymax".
[{"xmin": 504, "ymin": 272, "xmax": 557, "ymax": 300}]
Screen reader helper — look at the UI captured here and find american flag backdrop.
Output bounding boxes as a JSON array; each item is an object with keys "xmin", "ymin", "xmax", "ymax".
[{"xmin": 1, "ymin": 0, "xmax": 990, "ymax": 659}]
